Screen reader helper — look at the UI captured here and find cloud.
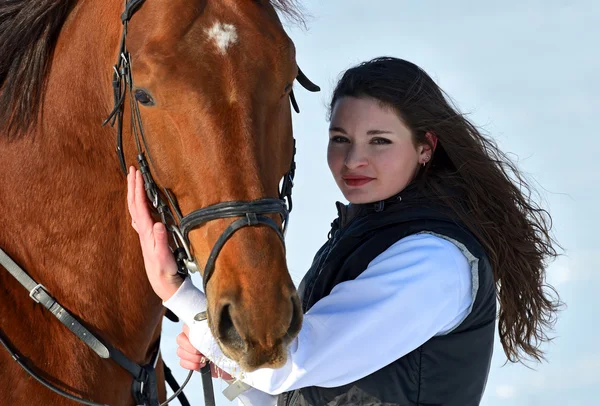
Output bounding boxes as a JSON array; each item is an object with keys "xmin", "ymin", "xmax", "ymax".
[
  {"xmin": 547, "ymin": 262, "xmax": 571, "ymax": 286},
  {"xmin": 546, "ymin": 250, "xmax": 598, "ymax": 287},
  {"xmin": 514, "ymin": 355, "xmax": 600, "ymax": 394}
]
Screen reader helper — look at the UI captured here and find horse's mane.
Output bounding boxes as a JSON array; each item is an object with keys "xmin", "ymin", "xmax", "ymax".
[
  {"xmin": 0, "ymin": 0, "xmax": 302, "ymax": 139},
  {"xmin": 0, "ymin": 0, "xmax": 77, "ymax": 139},
  {"xmin": 269, "ymin": 0, "xmax": 305, "ymax": 23}
]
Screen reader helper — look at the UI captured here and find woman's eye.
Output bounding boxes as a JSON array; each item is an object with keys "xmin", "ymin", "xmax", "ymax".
[
  {"xmin": 330, "ymin": 136, "xmax": 349, "ymax": 143},
  {"xmin": 134, "ymin": 89, "xmax": 155, "ymax": 106},
  {"xmin": 371, "ymin": 137, "xmax": 391, "ymax": 145}
]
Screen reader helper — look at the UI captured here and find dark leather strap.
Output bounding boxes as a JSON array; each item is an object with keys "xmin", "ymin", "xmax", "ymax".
[
  {"xmin": 203, "ymin": 214, "xmax": 285, "ymax": 290},
  {"xmin": 279, "ymin": 139, "xmax": 296, "ymax": 212},
  {"xmin": 131, "ymin": 365, "xmax": 159, "ymax": 406},
  {"xmin": 0, "ymin": 331, "xmax": 110, "ymax": 406},
  {"xmin": 179, "ymin": 198, "xmax": 288, "ymax": 238},
  {"xmin": 0, "ymin": 247, "xmax": 162, "ymax": 405},
  {"xmin": 200, "ymin": 364, "xmax": 216, "ymax": 406},
  {"xmin": 164, "ymin": 364, "xmax": 191, "ymax": 406},
  {"xmin": 0, "ymin": 249, "xmax": 110, "ymax": 358},
  {"xmin": 121, "ymin": 0, "xmax": 146, "ymax": 23}
]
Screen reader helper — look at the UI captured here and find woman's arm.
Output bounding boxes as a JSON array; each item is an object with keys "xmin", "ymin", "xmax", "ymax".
[
  {"xmin": 165, "ymin": 232, "xmax": 473, "ymax": 395},
  {"xmin": 127, "ymin": 167, "xmax": 472, "ymax": 397}
]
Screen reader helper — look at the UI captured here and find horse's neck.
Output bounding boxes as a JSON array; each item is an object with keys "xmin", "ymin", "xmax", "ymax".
[{"xmin": 0, "ymin": 0, "xmax": 164, "ymax": 361}]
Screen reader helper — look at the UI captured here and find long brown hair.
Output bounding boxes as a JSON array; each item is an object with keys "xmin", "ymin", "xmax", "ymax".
[{"xmin": 330, "ymin": 56, "xmax": 562, "ymax": 363}]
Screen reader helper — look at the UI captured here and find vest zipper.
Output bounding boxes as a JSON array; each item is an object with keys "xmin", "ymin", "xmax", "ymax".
[{"xmin": 302, "ymin": 227, "xmax": 341, "ymax": 310}]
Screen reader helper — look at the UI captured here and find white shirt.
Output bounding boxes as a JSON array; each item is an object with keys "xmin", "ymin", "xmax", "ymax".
[{"xmin": 164, "ymin": 233, "xmax": 474, "ymax": 405}]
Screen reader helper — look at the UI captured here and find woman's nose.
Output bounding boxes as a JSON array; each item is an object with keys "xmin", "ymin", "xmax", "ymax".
[{"xmin": 344, "ymin": 146, "xmax": 368, "ymax": 169}]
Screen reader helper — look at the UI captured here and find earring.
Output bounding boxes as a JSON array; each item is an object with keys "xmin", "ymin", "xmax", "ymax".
[{"xmin": 422, "ymin": 154, "xmax": 431, "ymax": 167}]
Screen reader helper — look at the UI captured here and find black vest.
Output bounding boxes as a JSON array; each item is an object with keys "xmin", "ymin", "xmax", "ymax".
[{"xmin": 278, "ymin": 185, "xmax": 496, "ymax": 406}]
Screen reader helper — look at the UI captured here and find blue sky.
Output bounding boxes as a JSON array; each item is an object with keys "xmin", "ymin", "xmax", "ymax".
[{"xmin": 161, "ymin": 1, "xmax": 599, "ymax": 404}]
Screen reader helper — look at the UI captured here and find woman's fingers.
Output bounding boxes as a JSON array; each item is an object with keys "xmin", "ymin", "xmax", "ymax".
[
  {"xmin": 179, "ymin": 358, "xmax": 203, "ymax": 372},
  {"xmin": 176, "ymin": 331, "xmax": 207, "ymax": 372},
  {"xmin": 126, "ymin": 167, "xmax": 138, "ymax": 231},
  {"xmin": 177, "ymin": 346, "xmax": 206, "ymax": 364},
  {"xmin": 176, "ymin": 327, "xmax": 233, "ymax": 379},
  {"xmin": 176, "ymin": 332, "xmax": 201, "ymax": 355},
  {"xmin": 152, "ymin": 222, "xmax": 175, "ymax": 263},
  {"xmin": 127, "ymin": 166, "xmax": 153, "ymax": 235},
  {"xmin": 126, "ymin": 166, "xmax": 181, "ymax": 301},
  {"xmin": 133, "ymin": 169, "xmax": 155, "ymax": 238}
]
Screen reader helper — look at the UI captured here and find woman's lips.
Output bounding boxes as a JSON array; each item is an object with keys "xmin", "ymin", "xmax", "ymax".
[{"xmin": 342, "ymin": 176, "xmax": 375, "ymax": 187}]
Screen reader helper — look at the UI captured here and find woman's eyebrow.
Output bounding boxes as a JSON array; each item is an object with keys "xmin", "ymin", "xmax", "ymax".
[
  {"xmin": 328, "ymin": 127, "xmax": 393, "ymax": 135},
  {"xmin": 329, "ymin": 126, "xmax": 346, "ymax": 133},
  {"xmin": 366, "ymin": 129, "xmax": 393, "ymax": 135}
]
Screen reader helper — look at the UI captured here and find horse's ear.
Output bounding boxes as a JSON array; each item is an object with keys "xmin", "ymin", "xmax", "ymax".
[
  {"xmin": 296, "ymin": 66, "xmax": 320, "ymax": 92},
  {"xmin": 290, "ymin": 90, "xmax": 300, "ymax": 113}
]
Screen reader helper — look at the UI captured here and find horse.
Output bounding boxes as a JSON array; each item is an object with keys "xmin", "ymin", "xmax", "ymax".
[{"xmin": 0, "ymin": 0, "xmax": 317, "ymax": 404}]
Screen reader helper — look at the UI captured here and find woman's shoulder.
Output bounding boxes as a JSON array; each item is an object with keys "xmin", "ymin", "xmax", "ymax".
[
  {"xmin": 372, "ymin": 232, "xmax": 467, "ymax": 260},
  {"xmin": 365, "ymin": 232, "xmax": 472, "ymax": 286}
]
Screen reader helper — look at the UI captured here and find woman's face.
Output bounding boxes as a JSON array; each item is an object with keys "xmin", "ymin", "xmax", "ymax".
[{"xmin": 328, "ymin": 96, "xmax": 428, "ymax": 204}]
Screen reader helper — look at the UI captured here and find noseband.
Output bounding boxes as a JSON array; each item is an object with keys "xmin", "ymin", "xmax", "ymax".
[{"xmin": 103, "ymin": 0, "xmax": 320, "ymax": 292}]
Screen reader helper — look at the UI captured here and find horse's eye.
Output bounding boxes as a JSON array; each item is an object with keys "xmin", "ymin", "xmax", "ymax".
[{"xmin": 134, "ymin": 89, "xmax": 155, "ymax": 106}]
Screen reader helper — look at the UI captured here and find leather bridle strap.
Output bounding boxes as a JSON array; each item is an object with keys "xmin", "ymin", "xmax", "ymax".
[
  {"xmin": 120, "ymin": 0, "xmax": 145, "ymax": 22},
  {"xmin": 0, "ymin": 247, "xmax": 188, "ymax": 406},
  {"xmin": 178, "ymin": 198, "xmax": 288, "ymax": 288},
  {"xmin": 204, "ymin": 214, "xmax": 283, "ymax": 289},
  {"xmin": 0, "ymin": 248, "xmax": 109, "ymax": 358},
  {"xmin": 180, "ymin": 198, "xmax": 288, "ymax": 237}
]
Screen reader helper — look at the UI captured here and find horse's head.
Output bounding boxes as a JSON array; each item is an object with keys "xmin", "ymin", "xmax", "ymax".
[{"xmin": 118, "ymin": 0, "xmax": 314, "ymax": 370}]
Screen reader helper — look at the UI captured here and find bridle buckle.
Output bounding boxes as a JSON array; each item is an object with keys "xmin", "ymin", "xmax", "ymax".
[
  {"xmin": 29, "ymin": 283, "xmax": 47, "ymax": 304},
  {"xmin": 170, "ymin": 225, "xmax": 200, "ymax": 274}
]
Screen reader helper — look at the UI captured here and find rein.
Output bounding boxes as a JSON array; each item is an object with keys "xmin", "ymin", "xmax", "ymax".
[{"xmin": 0, "ymin": 247, "xmax": 190, "ymax": 406}]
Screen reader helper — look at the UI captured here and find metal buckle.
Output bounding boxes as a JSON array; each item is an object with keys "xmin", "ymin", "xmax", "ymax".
[
  {"xmin": 194, "ymin": 311, "xmax": 207, "ymax": 322},
  {"xmin": 170, "ymin": 226, "xmax": 199, "ymax": 273},
  {"xmin": 29, "ymin": 284, "xmax": 47, "ymax": 304}
]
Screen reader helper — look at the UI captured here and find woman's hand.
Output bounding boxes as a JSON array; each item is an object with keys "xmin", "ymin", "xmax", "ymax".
[
  {"xmin": 127, "ymin": 166, "xmax": 183, "ymax": 302},
  {"xmin": 177, "ymin": 324, "xmax": 234, "ymax": 380}
]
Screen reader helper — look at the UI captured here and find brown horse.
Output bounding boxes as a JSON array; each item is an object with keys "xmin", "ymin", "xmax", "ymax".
[{"xmin": 0, "ymin": 0, "xmax": 313, "ymax": 404}]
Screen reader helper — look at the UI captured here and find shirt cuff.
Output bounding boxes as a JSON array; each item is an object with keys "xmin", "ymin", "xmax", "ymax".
[{"xmin": 163, "ymin": 277, "xmax": 207, "ymax": 326}]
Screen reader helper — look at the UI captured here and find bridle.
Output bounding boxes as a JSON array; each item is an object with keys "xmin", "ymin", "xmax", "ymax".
[
  {"xmin": 0, "ymin": 1, "xmax": 318, "ymax": 406},
  {"xmin": 102, "ymin": 0, "xmax": 319, "ymax": 403},
  {"xmin": 104, "ymin": 0, "xmax": 320, "ymax": 293}
]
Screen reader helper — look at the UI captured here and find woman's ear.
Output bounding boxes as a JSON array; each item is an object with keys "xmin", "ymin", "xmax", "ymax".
[{"xmin": 425, "ymin": 131, "xmax": 438, "ymax": 152}]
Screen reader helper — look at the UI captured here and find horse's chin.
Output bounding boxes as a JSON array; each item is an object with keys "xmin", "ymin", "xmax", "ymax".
[{"xmin": 217, "ymin": 339, "xmax": 288, "ymax": 372}]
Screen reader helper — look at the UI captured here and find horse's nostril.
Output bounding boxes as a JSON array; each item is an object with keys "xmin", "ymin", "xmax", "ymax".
[{"xmin": 217, "ymin": 303, "xmax": 244, "ymax": 350}]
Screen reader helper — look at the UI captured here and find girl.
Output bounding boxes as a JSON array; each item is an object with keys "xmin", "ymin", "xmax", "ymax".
[{"xmin": 127, "ymin": 57, "xmax": 561, "ymax": 405}]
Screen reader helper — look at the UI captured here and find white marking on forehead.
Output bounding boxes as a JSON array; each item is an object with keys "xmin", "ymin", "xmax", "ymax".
[{"xmin": 206, "ymin": 22, "xmax": 238, "ymax": 55}]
